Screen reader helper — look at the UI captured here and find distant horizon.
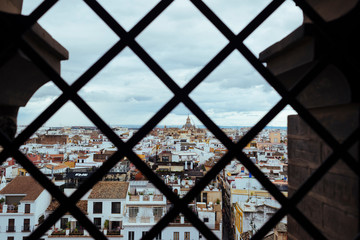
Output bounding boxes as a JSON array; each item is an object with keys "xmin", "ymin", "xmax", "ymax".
[{"xmin": 17, "ymin": 124, "xmax": 287, "ymax": 129}]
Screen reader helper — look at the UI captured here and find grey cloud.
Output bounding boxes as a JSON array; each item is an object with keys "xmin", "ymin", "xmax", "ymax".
[
  {"xmin": 31, "ymin": 83, "xmax": 61, "ymax": 99},
  {"xmin": 20, "ymin": 0, "xmax": 302, "ymax": 126}
]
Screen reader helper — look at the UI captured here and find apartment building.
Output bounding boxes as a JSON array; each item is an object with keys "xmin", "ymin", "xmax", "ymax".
[{"xmin": 0, "ymin": 176, "xmax": 51, "ymax": 240}]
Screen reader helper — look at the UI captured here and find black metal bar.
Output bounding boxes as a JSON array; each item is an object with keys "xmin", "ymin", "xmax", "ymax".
[
  {"xmin": 0, "ymin": 0, "xmax": 357, "ymax": 239},
  {"xmin": 69, "ymin": 92, "xmax": 219, "ymax": 239},
  {"xmin": 0, "ymin": 0, "xmax": 174, "ymax": 164},
  {"xmin": 194, "ymin": 0, "xmax": 358, "ymax": 178},
  {"xmin": 234, "ymin": 43, "xmax": 360, "ymax": 176},
  {"xmin": 191, "ymin": 0, "xmax": 285, "ymax": 43},
  {"xmin": 3, "ymin": 2, "xmax": 193, "ymax": 238}
]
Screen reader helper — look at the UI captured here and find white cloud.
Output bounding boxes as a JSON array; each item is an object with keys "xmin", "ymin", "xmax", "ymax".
[{"xmin": 19, "ymin": 0, "xmax": 303, "ymax": 127}]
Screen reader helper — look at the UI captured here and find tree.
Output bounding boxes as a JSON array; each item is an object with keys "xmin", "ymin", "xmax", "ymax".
[{"xmin": 104, "ymin": 220, "xmax": 109, "ymax": 230}]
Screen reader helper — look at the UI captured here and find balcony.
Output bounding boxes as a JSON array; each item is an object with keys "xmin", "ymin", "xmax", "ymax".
[
  {"xmin": 70, "ymin": 228, "xmax": 84, "ymax": 236},
  {"xmin": 6, "ymin": 204, "xmax": 18, "ymax": 213},
  {"xmin": 129, "ymin": 195, "xmax": 139, "ymax": 201},
  {"xmin": 51, "ymin": 229, "xmax": 66, "ymax": 236},
  {"xmin": 127, "ymin": 194, "xmax": 165, "ymax": 203},
  {"xmin": 106, "ymin": 229, "xmax": 121, "ymax": 235}
]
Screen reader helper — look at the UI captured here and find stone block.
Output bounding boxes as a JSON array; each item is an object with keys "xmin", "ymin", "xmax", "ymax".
[
  {"xmin": 288, "ymin": 164, "xmax": 310, "ymax": 190},
  {"xmin": 288, "ymin": 115, "xmax": 309, "ymax": 137},
  {"xmin": 321, "ymin": 172, "xmax": 358, "ymax": 210},
  {"xmin": 288, "ymin": 138, "xmax": 321, "ymax": 166},
  {"xmin": 323, "ymin": 204, "xmax": 358, "ymax": 240},
  {"xmin": 288, "ymin": 216, "xmax": 314, "ymax": 240},
  {"xmin": 297, "ymin": 195, "xmax": 323, "ymax": 229},
  {"xmin": 309, "ymin": 105, "xmax": 359, "ymax": 143}
]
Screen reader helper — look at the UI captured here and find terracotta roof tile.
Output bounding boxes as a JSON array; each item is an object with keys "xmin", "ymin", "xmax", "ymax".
[
  {"xmin": 88, "ymin": 181, "xmax": 129, "ymax": 199},
  {"xmin": 0, "ymin": 176, "xmax": 44, "ymax": 201}
]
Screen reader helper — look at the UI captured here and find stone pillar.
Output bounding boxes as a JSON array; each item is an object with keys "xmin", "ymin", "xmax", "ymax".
[
  {"xmin": 260, "ymin": 1, "xmax": 359, "ymax": 239},
  {"xmin": 0, "ymin": 1, "xmax": 68, "ymax": 139}
]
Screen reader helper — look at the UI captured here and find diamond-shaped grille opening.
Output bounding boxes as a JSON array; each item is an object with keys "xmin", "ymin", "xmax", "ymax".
[
  {"xmin": 0, "ymin": 0, "xmax": 359, "ymax": 240},
  {"xmin": 189, "ymin": 50, "xmax": 283, "ymax": 140},
  {"xmin": 243, "ymin": 0, "xmax": 303, "ymax": 56},
  {"xmin": 96, "ymin": 0, "xmax": 161, "ymax": 32},
  {"xmin": 201, "ymin": 0, "xmax": 270, "ymax": 34},
  {"xmin": 78, "ymin": 47, "xmax": 174, "ymax": 131},
  {"xmin": 136, "ymin": 0, "xmax": 228, "ymax": 88}
]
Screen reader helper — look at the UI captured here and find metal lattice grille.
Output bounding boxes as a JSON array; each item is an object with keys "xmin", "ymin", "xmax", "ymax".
[{"xmin": 0, "ymin": 0, "xmax": 359, "ymax": 239}]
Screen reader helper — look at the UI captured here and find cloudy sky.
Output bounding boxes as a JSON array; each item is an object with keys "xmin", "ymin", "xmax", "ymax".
[{"xmin": 19, "ymin": 0, "xmax": 303, "ymax": 128}]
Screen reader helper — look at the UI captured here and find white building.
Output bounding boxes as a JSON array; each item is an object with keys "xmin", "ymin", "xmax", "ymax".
[
  {"xmin": 123, "ymin": 181, "xmax": 166, "ymax": 240},
  {"xmin": 46, "ymin": 181, "xmax": 129, "ymax": 239},
  {"xmin": 0, "ymin": 176, "xmax": 51, "ymax": 240}
]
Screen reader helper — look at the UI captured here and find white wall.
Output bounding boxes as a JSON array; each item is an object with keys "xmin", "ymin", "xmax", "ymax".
[
  {"xmin": 124, "ymin": 225, "xmax": 200, "ymax": 240},
  {"xmin": 33, "ymin": 189, "xmax": 52, "ymax": 223},
  {"xmin": 87, "ymin": 199, "xmax": 126, "ymax": 229},
  {"xmin": 198, "ymin": 211, "xmax": 216, "ymax": 229}
]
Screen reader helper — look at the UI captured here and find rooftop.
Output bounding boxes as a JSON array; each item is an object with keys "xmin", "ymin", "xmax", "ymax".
[
  {"xmin": 0, "ymin": 176, "xmax": 44, "ymax": 201},
  {"xmin": 47, "ymin": 199, "xmax": 88, "ymax": 215},
  {"xmin": 88, "ymin": 181, "xmax": 129, "ymax": 199}
]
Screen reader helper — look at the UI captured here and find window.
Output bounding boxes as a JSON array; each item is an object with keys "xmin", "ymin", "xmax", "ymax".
[
  {"xmin": 93, "ymin": 202, "xmax": 102, "ymax": 214},
  {"xmin": 60, "ymin": 218, "xmax": 68, "ymax": 229},
  {"xmin": 203, "ymin": 217, "xmax": 209, "ymax": 223},
  {"xmin": 173, "ymin": 232, "xmax": 179, "ymax": 240},
  {"xmin": 7, "ymin": 237, "xmax": 14, "ymax": 240},
  {"xmin": 162, "ymin": 156, "xmax": 169, "ymax": 162},
  {"xmin": 7, "ymin": 219, "xmax": 15, "ymax": 232},
  {"xmin": 111, "ymin": 202, "xmax": 121, "ymax": 214},
  {"xmin": 185, "ymin": 232, "xmax": 190, "ymax": 240},
  {"xmin": 94, "ymin": 218, "xmax": 101, "ymax": 229},
  {"xmin": 129, "ymin": 207, "xmax": 139, "ymax": 218},
  {"xmin": 128, "ymin": 231, "xmax": 135, "ymax": 240},
  {"xmin": 153, "ymin": 207, "xmax": 163, "ymax": 219},
  {"xmin": 23, "ymin": 219, "xmax": 30, "ymax": 232},
  {"xmin": 202, "ymin": 192, "xmax": 207, "ymax": 204},
  {"xmin": 25, "ymin": 204, "xmax": 30, "ymax": 213},
  {"xmin": 142, "ymin": 231, "xmax": 148, "ymax": 237}
]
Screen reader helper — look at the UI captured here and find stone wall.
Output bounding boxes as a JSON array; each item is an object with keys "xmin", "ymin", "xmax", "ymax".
[
  {"xmin": 288, "ymin": 112, "xmax": 358, "ymax": 239},
  {"xmin": 260, "ymin": 1, "xmax": 360, "ymax": 239}
]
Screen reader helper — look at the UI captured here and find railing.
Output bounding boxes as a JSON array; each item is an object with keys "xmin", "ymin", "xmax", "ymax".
[
  {"xmin": 107, "ymin": 229, "xmax": 121, "ymax": 235},
  {"xmin": 51, "ymin": 229, "xmax": 66, "ymax": 236},
  {"xmin": 70, "ymin": 229, "xmax": 84, "ymax": 235},
  {"xmin": 6, "ymin": 205, "xmax": 18, "ymax": 213},
  {"xmin": 153, "ymin": 195, "xmax": 163, "ymax": 201},
  {"xmin": 128, "ymin": 194, "xmax": 164, "ymax": 202},
  {"xmin": 141, "ymin": 217, "xmax": 150, "ymax": 223},
  {"xmin": 129, "ymin": 195, "xmax": 139, "ymax": 201}
]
